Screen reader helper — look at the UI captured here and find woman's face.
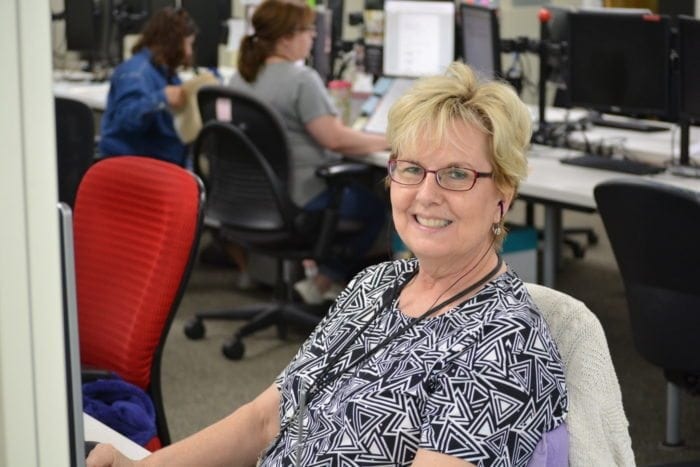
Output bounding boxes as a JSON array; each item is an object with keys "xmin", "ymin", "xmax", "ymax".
[
  {"xmin": 285, "ymin": 25, "xmax": 316, "ymax": 61},
  {"xmin": 390, "ymin": 120, "xmax": 509, "ymax": 268},
  {"xmin": 182, "ymin": 35, "xmax": 195, "ymax": 66}
]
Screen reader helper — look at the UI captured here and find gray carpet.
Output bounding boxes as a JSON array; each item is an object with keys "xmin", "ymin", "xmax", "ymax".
[{"xmin": 159, "ymin": 208, "xmax": 700, "ymax": 465}]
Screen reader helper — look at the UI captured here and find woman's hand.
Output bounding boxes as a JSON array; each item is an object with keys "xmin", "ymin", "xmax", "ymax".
[
  {"xmin": 164, "ymin": 85, "xmax": 186, "ymax": 110},
  {"xmin": 86, "ymin": 443, "xmax": 139, "ymax": 467}
]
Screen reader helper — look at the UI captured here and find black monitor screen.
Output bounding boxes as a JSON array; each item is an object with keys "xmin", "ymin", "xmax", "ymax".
[
  {"xmin": 567, "ymin": 11, "xmax": 672, "ymax": 118},
  {"xmin": 679, "ymin": 16, "xmax": 700, "ymax": 120},
  {"xmin": 182, "ymin": 0, "xmax": 231, "ymax": 68},
  {"xmin": 460, "ymin": 3, "xmax": 501, "ymax": 79},
  {"xmin": 311, "ymin": 7, "xmax": 333, "ymax": 83},
  {"xmin": 65, "ymin": 0, "xmax": 97, "ymax": 52}
]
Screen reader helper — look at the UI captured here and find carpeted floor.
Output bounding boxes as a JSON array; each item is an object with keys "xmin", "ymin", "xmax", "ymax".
[{"xmin": 159, "ymin": 207, "xmax": 700, "ymax": 465}]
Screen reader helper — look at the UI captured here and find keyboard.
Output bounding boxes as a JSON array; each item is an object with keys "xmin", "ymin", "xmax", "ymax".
[
  {"xmin": 589, "ymin": 115, "xmax": 669, "ymax": 133},
  {"xmin": 560, "ymin": 154, "xmax": 665, "ymax": 175}
]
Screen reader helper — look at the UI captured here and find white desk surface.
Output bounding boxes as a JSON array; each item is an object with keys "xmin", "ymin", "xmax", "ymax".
[
  {"xmin": 53, "ymin": 80, "xmax": 110, "ymax": 111},
  {"xmin": 565, "ymin": 121, "xmax": 700, "ymax": 166},
  {"xmin": 52, "ymin": 66, "xmax": 236, "ymax": 112},
  {"xmin": 83, "ymin": 412, "xmax": 150, "ymax": 460}
]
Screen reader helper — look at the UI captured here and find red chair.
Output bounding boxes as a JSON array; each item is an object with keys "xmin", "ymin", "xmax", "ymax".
[{"xmin": 74, "ymin": 156, "xmax": 205, "ymax": 449}]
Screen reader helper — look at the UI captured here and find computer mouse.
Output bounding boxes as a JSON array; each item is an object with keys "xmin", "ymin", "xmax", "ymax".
[{"xmin": 84, "ymin": 440, "xmax": 99, "ymax": 458}]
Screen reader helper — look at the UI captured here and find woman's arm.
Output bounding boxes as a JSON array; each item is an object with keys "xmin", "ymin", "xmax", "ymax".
[
  {"xmin": 305, "ymin": 115, "xmax": 388, "ymax": 155},
  {"xmin": 412, "ymin": 449, "xmax": 475, "ymax": 467},
  {"xmin": 87, "ymin": 384, "xmax": 281, "ymax": 467}
]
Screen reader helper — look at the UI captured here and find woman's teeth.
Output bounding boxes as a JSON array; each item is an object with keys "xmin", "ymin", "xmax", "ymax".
[{"xmin": 415, "ymin": 216, "xmax": 451, "ymax": 228}]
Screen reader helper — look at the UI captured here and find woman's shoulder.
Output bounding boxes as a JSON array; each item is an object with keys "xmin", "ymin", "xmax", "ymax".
[{"xmin": 465, "ymin": 268, "xmax": 543, "ymax": 327}]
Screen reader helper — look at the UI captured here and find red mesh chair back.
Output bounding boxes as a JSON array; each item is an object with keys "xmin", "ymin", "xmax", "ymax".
[{"xmin": 74, "ymin": 156, "xmax": 204, "ymax": 445}]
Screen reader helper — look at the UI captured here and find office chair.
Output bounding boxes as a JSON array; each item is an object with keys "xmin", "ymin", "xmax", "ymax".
[
  {"xmin": 526, "ymin": 283, "xmax": 635, "ymax": 466},
  {"xmin": 55, "ymin": 96, "xmax": 96, "ymax": 207},
  {"xmin": 74, "ymin": 156, "xmax": 205, "ymax": 449},
  {"xmin": 595, "ymin": 178, "xmax": 700, "ymax": 448},
  {"xmin": 183, "ymin": 88, "xmax": 372, "ymax": 360}
]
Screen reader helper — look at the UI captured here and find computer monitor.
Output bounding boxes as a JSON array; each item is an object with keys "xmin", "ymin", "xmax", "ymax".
[
  {"xmin": 679, "ymin": 16, "xmax": 700, "ymax": 122},
  {"xmin": 182, "ymin": 0, "xmax": 231, "ymax": 68},
  {"xmin": 64, "ymin": 0, "xmax": 98, "ymax": 54},
  {"xmin": 382, "ymin": 0, "xmax": 455, "ymax": 78},
  {"xmin": 58, "ymin": 202, "xmax": 88, "ymax": 467},
  {"xmin": 567, "ymin": 11, "xmax": 673, "ymax": 120},
  {"xmin": 310, "ymin": 7, "xmax": 333, "ymax": 83},
  {"xmin": 459, "ymin": 3, "xmax": 501, "ymax": 79}
]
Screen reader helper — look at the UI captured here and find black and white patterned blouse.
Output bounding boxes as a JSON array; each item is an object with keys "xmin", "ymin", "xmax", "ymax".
[{"xmin": 260, "ymin": 259, "xmax": 568, "ymax": 466}]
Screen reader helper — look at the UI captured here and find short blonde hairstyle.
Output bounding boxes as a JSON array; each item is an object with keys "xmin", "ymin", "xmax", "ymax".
[
  {"xmin": 388, "ymin": 62, "xmax": 530, "ymax": 195},
  {"xmin": 386, "ymin": 62, "xmax": 531, "ymax": 247}
]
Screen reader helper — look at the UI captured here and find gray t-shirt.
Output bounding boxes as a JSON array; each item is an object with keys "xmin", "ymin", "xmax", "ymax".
[{"xmin": 229, "ymin": 62, "xmax": 340, "ymax": 205}]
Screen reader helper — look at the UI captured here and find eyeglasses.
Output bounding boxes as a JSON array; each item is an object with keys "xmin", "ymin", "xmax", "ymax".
[{"xmin": 388, "ymin": 159, "xmax": 493, "ymax": 192}]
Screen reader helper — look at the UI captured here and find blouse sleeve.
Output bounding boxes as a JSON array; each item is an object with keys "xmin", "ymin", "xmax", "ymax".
[
  {"xmin": 295, "ymin": 68, "xmax": 338, "ymax": 124},
  {"xmin": 107, "ymin": 69, "xmax": 168, "ymax": 133},
  {"xmin": 419, "ymin": 312, "xmax": 568, "ymax": 466}
]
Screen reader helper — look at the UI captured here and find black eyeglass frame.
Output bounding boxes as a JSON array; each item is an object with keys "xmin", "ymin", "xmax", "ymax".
[{"xmin": 387, "ymin": 159, "xmax": 493, "ymax": 192}]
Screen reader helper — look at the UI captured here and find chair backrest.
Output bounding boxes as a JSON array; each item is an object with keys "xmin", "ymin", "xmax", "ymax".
[
  {"xmin": 55, "ymin": 96, "xmax": 95, "ymax": 207},
  {"xmin": 193, "ymin": 121, "xmax": 301, "ymax": 240},
  {"xmin": 73, "ymin": 156, "xmax": 205, "ymax": 444},
  {"xmin": 526, "ymin": 283, "xmax": 635, "ymax": 467},
  {"xmin": 197, "ymin": 85, "xmax": 290, "ymax": 189},
  {"xmin": 594, "ymin": 179, "xmax": 700, "ymax": 374}
]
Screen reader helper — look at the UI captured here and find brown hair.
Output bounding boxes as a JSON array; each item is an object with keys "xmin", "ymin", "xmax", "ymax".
[
  {"xmin": 132, "ymin": 7, "xmax": 198, "ymax": 72},
  {"xmin": 237, "ymin": 0, "xmax": 315, "ymax": 82}
]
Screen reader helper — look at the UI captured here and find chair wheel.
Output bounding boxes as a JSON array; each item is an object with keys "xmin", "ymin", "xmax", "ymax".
[
  {"xmin": 184, "ymin": 318, "xmax": 205, "ymax": 340},
  {"xmin": 588, "ymin": 231, "xmax": 599, "ymax": 245},
  {"xmin": 222, "ymin": 338, "xmax": 245, "ymax": 360},
  {"xmin": 276, "ymin": 322, "xmax": 287, "ymax": 340}
]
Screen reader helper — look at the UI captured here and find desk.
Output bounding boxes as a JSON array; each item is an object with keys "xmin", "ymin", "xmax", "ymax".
[
  {"xmin": 565, "ymin": 120, "xmax": 700, "ymax": 166},
  {"xmin": 83, "ymin": 413, "xmax": 150, "ymax": 460},
  {"xmin": 53, "ymin": 81, "xmax": 110, "ymax": 111},
  {"xmin": 366, "ymin": 145, "xmax": 700, "ymax": 287}
]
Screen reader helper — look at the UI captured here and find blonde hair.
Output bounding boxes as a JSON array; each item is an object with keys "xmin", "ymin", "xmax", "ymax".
[{"xmin": 387, "ymin": 62, "xmax": 531, "ymax": 247}]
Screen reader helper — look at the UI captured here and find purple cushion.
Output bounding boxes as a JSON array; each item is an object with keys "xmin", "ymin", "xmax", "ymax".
[{"xmin": 527, "ymin": 423, "xmax": 569, "ymax": 467}]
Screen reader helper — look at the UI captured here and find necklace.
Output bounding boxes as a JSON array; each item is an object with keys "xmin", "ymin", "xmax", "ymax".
[{"xmin": 268, "ymin": 254, "xmax": 504, "ymax": 462}]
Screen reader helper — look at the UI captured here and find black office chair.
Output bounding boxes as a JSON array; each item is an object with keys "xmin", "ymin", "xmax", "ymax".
[
  {"xmin": 594, "ymin": 178, "xmax": 700, "ymax": 448},
  {"xmin": 55, "ymin": 96, "xmax": 96, "ymax": 208},
  {"xmin": 184, "ymin": 88, "xmax": 372, "ymax": 360}
]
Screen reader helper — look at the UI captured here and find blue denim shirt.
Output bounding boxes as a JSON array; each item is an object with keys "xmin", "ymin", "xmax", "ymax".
[{"xmin": 99, "ymin": 48, "xmax": 187, "ymax": 166}]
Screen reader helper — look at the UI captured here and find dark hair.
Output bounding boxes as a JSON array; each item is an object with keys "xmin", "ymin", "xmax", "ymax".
[
  {"xmin": 237, "ymin": 0, "xmax": 315, "ymax": 82},
  {"xmin": 132, "ymin": 7, "xmax": 198, "ymax": 72}
]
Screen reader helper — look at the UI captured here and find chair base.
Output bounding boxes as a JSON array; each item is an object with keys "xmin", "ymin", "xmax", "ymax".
[{"xmin": 184, "ymin": 301, "xmax": 323, "ymax": 360}]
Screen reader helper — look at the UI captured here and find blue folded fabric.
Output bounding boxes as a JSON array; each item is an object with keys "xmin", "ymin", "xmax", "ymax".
[{"xmin": 82, "ymin": 377, "xmax": 156, "ymax": 446}]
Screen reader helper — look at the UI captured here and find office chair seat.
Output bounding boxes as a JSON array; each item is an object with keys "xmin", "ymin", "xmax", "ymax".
[
  {"xmin": 55, "ymin": 96, "xmax": 95, "ymax": 207},
  {"xmin": 75, "ymin": 156, "xmax": 205, "ymax": 447},
  {"xmin": 595, "ymin": 178, "xmax": 700, "ymax": 448}
]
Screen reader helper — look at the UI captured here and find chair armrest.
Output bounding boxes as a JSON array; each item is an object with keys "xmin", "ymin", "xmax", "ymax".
[
  {"xmin": 82, "ymin": 367, "xmax": 117, "ymax": 383},
  {"xmin": 315, "ymin": 161, "xmax": 372, "ymax": 181}
]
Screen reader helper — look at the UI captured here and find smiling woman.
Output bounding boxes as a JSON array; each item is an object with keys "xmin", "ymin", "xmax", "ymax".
[{"xmin": 87, "ymin": 62, "xmax": 567, "ymax": 467}]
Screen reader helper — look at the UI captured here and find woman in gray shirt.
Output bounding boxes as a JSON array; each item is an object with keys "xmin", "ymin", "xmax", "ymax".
[{"xmin": 229, "ymin": 0, "xmax": 389, "ymax": 303}]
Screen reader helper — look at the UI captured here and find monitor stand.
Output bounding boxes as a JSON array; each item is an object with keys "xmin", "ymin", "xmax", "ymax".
[
  {"xmin": 668, "ymin": 121, "xmax": 700, "ymax": 178},
  {"xmin": 589, "ymin": 113, "xmax": 669, "ymax": 133}
]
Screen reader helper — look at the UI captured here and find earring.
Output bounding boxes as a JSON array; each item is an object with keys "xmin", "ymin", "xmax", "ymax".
[{"xmin": 492, "ymin": 223, "xmax": 502, "ymax": 236}]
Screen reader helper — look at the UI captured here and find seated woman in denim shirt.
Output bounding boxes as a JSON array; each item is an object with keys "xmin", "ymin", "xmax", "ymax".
[{"xmin": 99, "ymin": 8, "xmax": 197, "ymax": 167}]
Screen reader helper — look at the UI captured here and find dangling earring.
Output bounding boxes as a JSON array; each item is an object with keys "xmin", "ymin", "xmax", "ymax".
[{"xmin": 492, "ymin": 223, "xmax": 502, "ymax": 236}]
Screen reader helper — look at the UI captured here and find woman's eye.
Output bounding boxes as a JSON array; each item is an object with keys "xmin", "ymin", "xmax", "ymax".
[
  {"xmin": 445, "ymin": 168, "xmax": 469, "ymax": 180},
  {"xmin": 402, "ymin": 165, "xmax": 423, "ymax": 175}
]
